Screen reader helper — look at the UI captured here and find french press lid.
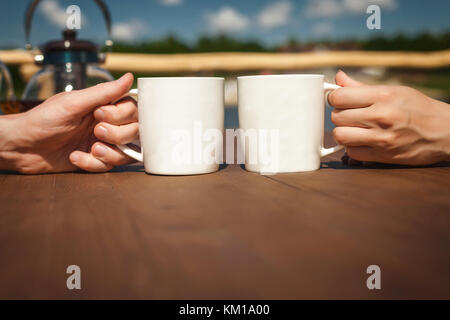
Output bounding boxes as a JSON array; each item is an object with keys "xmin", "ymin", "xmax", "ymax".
[
  {"xmin": 41, "ymin": 29, "xmax": 100, "ymax": 65},
  {"xmin": 24, "ymin": 0, "xmax": 113, "ymax": 64}
]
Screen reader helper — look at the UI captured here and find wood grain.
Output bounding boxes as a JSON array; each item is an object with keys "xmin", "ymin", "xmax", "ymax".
[{"xmin": 0, "ymin": 133, "xmax": 449, "ymax": 299}]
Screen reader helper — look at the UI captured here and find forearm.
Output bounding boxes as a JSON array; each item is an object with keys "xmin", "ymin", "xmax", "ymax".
[{"xmin": 0, "ymin": 114, "xmax": 26, "ymax": 171}]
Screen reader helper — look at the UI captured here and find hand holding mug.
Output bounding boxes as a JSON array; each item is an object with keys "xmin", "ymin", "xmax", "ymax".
[
  {"xmin": 0, "ymin": 73, "xmax": 139, "ymax": 173},
  {"xmin": 329, "ymin": 71, "xmax": 450, "ymax": 165}
]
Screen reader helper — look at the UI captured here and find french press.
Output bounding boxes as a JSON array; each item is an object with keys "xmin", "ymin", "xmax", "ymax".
[{"xmin": 22, "ymin": 0, "xmax": 115, "ymax": 102}]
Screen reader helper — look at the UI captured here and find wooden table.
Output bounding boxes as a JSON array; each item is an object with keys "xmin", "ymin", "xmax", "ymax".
[{"xmin": 0, "ymin": 134, "xmax": 449, "ymax": 299}]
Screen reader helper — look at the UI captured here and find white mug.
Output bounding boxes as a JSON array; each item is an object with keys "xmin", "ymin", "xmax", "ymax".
[
  {"xmin": 118, "ymin": 77, "xmax": 224, "ymax": 175},
  {"xmin": 237, "ymin": 74, "xmax": 343, "ymax": 174}
]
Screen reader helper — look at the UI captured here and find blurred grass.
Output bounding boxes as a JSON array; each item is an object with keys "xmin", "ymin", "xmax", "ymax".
[
  {"xmin": 396, "ymin": 68, "xmax": 450, "ymax": 102},
  {"xmin": 418, "ymin": 72, "xmax": 450, "ymax": 94},
  {"xmin": 4, "ymin": 66, "xmax": 450, "ymax": 103}
]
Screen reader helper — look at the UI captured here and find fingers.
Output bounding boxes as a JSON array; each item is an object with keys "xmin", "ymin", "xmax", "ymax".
[
  {"xmin": 329, "ymin": 70, "xmax": 375, "ymax": 109},
  {"xmin": 331, "ymin": 107, "xmax": 374, "ymax": 128},
  {"xmin": 69, "ymin": 142, "xmax": 136, "ymax": 172},
  {"xmin": 70, "ymin": 73, "xmax": 134, "ymax": 116},
  {"xmin": 94, "ymin": 97, "xmax": 138, "ymax": 125},
  {"xmin": 69, "ymin": 150, "xmax": 113, "ymax": 172},
  {"xmin": 328, "ymin": 86, "xmax": 379, "ymax": 109},
  {"xmin": 335, "ymin": 70, "xmax": 365, "ymax": 87},
  {"xmin": 333, "ymin": 126, "xmax": 378, "ymax": 147},
  {"xmin": 91, "ymin": 142, "xmax": 135, "ymax": 166},
  {"xmin": 94, "ymin": 121, "xmax": 139, "ymax": 145}
]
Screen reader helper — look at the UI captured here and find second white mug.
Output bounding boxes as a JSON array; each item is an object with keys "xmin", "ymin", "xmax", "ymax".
[{"xmin": 237, "ymin": 74, "xmax": 343, "ymax": 174}]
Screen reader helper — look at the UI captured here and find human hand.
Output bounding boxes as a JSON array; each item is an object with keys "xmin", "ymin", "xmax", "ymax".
[
  {"xmin": 328, "ymin": 70, "xmax": 450, "ymax": 165},
  {"xmin": 0, "ymin": 73, "xmax": 138, "ymax": 173}
]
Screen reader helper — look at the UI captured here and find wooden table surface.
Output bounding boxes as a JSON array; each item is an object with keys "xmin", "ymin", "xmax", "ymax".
[{"xmin": 0, "ymin": 133, "xmax": 449, "ymax": 299}]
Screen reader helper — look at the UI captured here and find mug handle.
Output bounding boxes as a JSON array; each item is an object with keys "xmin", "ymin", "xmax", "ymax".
[
  {"xmin": 321, "ymin": 82, "xmax": 344, "ymax": 157},
  {"xmin": 116, "ymin": 89, "xmax": 144, "ymax": 162}
]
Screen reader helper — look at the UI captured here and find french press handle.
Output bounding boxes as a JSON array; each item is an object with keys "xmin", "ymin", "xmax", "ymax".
[
  {"xmin": 0, "ymin": 61, "xmax": 16, "ymax": 101},
  {"xmin": 24, "ymin": 0, "xmax": 113, "ymax": 52}
]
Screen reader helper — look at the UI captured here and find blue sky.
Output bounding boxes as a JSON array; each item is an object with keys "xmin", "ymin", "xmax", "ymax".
[{"xmin": 1, "ymin": 0, "xmax": 449, "ymax": 48}]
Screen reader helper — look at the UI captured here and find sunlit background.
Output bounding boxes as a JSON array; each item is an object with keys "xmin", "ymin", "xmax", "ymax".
[{"xmin": 1, "ymin": 0, "xmax": 449, "ymax": 128}]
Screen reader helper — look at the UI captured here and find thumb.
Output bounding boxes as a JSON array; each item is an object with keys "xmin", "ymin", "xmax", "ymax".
[
  {"xmin": 69, "ymin": 73, "xmax": 134, "ymax": 115},
  {"xmin": 335, "ymin": 70, "xmax": 364, "ymax": 87}
]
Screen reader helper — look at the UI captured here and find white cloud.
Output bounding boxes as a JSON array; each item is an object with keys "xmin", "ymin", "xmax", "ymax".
[
  {"xmin": 205, "ymin": 7, "xmax": 250, "ymax": 33},
  {"xmin": 112, "ymin": 19, "xmax": 149, "ymax": 41},
  {"xmin": 304, "ymin": 0, "xmax": 397, "ymax": 17},
  {"xmin": 312, "ymin": 22, "xmax": 334, "ymax": 36},
  {"xmin": 159, "ymin": 0, "xmax": 183, "ymax": 6},
  {"xmin": 305, "ymin": 0, "xmax": 343, "ymax": 18},
  {"xmin": 257, "ymin": 1, "xmax": 293, "ymax": 29},
  {"xmin": 39, "ymin": 0, "xmax": 87, "ymax": 28},
  {"xmin": 343, "ymin": 0, "xmax": 397, "ymax": 13}
]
